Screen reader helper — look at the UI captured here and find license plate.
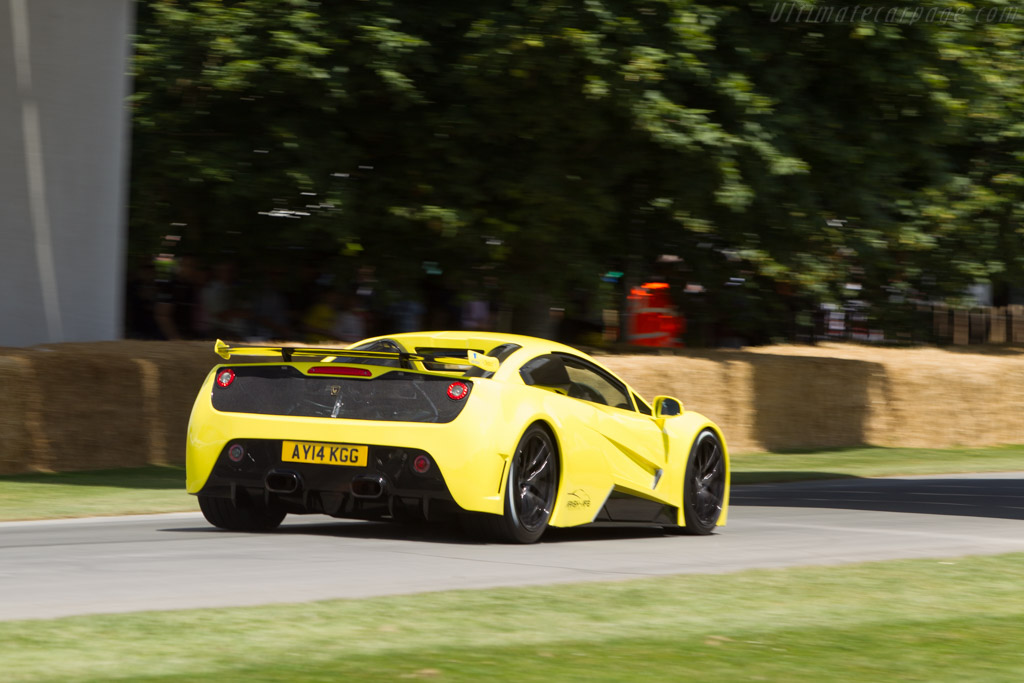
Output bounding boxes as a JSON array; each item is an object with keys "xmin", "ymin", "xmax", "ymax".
[{"xmin": 281, "ymin": 440, "xmax": 368, "ymax": 466}]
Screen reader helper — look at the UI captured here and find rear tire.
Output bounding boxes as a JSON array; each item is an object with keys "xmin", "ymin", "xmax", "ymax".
[
  {"xmin": 463, "ymin": 424, "xmax": 559, "ymax": 544},
  {"xmin": 198, "ymin": 494, "xmax": 286, "ymax": 532}
]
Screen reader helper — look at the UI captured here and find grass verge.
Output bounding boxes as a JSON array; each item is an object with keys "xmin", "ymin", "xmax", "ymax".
[
  {"xmin": 2, "ymin": 553, "xmax": 1023, "ymax": 681},
  {"xmin": 0, "ymin": 466, "xmax": 194, "ymax": 521},
  {"xmin": 731, "ymin": 444, "xmax": 1024, "ymax": 484},
  {"xmin": 1, "ymin": 445, "xmax": 1022, "ymax": 521}
]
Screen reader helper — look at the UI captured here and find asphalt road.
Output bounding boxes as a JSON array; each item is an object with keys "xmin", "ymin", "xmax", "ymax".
[{"xmin": 2, "ymin": 472, "xmax": 1023, "ymax": 621}]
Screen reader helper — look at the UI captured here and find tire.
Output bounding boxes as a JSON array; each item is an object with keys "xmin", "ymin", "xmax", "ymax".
[
  {"xmin": 198, "ymin": 494, "xmax": 287, "ymax": 532},
  {"xmin": 464, "ymin": 424, "xmax": 560, "ymax": 544},
  {"xmin": 671, "ymin": 429, "xmax": 726, "ymax": 535}
]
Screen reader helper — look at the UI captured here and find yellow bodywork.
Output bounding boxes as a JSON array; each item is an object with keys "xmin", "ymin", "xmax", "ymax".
[{"xmin": 186, "ymin": 331, "xmax": 730, "ymax": 529}]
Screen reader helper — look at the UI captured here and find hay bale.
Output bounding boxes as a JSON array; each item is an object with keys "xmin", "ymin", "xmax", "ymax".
[
  {"xmin": 744, "ymin": 343, "xmax": 1024, "ymax": 449},
  {"xmin": 0, "ymin": 353, "xmax": 39, "ymax": 474},
  {"xmin": 61, "ymin": 340, "xmax": 218, "ymax": 466},
  {"xmin": 142, "ymin": 342, "xmax": 220, "ymax": 465},
  {"xmin": 600, "ymin": 351, "xmax": 881, "ymax": 452},
  {"xmin": 866, "ymin": 354, "xmax": 1024, "ymax": 448},
  {"xmin": 599, "ymin": 352, "xmax": 759, "ymax": 451},
  {"xmin": 12, "ymin": 341, "xmax": 219, "ymax": 471},
  {"xmin": 5, "ymin": 338, "xmax": 1023, "ymax": 471},
  {"xmin": 22, "ymin": 345, "xmax": 151, "ymax": 470},
  {"xmin": 744, "ymin": 354, "xmax": 882, "ymax": 451}
]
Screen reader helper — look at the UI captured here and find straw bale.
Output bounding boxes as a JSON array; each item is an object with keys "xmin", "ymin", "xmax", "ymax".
[
  {"xmin": 143, "ymin": 342, "xmax": 221, "ymax": 465},
  {"xmin": 7, "ymin": 341, "xmax": 218, "ymax": 471},
  {"xmin": 599, "ymin": 352, "xmax": 759, "ymax": 450},
  {"xmin": 744, "ymin": 354, "xmax": 882, "ymax": 451},
  {"xmin": 0, "ymin": 353, "xmax": 39, "ymax": 474},
  {"xmin": 56, "ymin": 341, "xmax": 218, "ymax": 466},
  {"xmin": 599, "ymin": 353, "xmax": 744, "ymax": 423},
  {"xmin": 864, "ymin": 354, "xmax": 1024, "ymax": 448},
  {"xmin": 601, "ymin": 352, "xmax": 881, "ymax": 452},
  {"xmin": 5, "ymin": 338, "xmax": 1024, "ymax": 472},
  {"xmin": 23, "ymin": 345, "xmax": 151, "ymax": 470},
  {"xmin": 743, "ymin": 343, "xmax": 1024, "ymax": 448}
]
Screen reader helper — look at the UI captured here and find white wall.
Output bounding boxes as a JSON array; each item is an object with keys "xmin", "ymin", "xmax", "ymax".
[{"xmin": 0, "ymin": 0, "xmax": 133, "ymax": 346}]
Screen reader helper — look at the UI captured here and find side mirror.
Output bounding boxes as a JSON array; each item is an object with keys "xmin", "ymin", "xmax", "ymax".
[{"xmin": 653, "ymin": 396, "xmax": 683, "ymax": 418}]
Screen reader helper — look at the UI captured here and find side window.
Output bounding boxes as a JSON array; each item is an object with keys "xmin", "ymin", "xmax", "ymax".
[
  {"xmin": 520, "ymin": 353, "xmax": 634, "ymax": 411},
  {"xmin": 559, "ymin": 355, "xmax": 633, "ymax": 411},
  {"xmin": 633, "ymin": 393, "xmax": 652, "ymax": 416}
]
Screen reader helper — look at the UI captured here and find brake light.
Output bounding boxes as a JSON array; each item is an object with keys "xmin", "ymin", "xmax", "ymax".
[
  {"xmin": 309, "ymin": 366, "xmax": 372, "ymax": 377},
  {"xmin": 446, "ymin": 381, "xmax": 469, "ymax": 400},
  {"xmin": 216, "ymin": 369, "xmax": 235, "ymax": 387}
]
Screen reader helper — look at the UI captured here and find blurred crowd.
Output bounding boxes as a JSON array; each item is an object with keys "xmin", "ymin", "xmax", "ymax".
[
  {"xmin": 124, "ymin": 257, "xmax": 495, "ymax": 344},
  {"xmin": 126, "ymin": 254, "xmax": 942, "ymax": 349}
]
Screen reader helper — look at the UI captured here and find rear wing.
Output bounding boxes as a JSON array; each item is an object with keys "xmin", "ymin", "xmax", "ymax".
[{"xmin": 213, "ymin": 340, "xmax": 500, "ymax": 373}]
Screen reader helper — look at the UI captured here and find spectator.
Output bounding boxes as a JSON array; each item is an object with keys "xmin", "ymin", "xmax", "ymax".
[
  {"xmin": 302, "ymin": 288, "xmax": 341, "ymax": 343},
  {"xmin": 124, "ymin": 258, "xmax": 162, "ymax": 339},
  {"xmin": 155, "ymin": 255, "xmax": 203, "ymax": 340},
  {"xmin": 199, "ymin": 262, "xmax": 247, "ymax": 339},
  {"xmin": 332, "ymin": 294, "xmax": 366, "ymax": 342},
  {"xmin": 250, "ymin": 268, "xmax": 291, "ymax": 341},
  {"xmin": 460, "ymin": 279, "xmax": 490, "ymax": 331}
]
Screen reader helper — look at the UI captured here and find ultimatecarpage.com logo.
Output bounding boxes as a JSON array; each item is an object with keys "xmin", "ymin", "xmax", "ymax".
[{"xmin": 768, "ymin": 3, "xmax": 1021, "ymax": 25}]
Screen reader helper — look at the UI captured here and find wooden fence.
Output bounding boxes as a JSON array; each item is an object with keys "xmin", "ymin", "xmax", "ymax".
[{"xmin": 933, "ymin": 304, "xmax": 1024, "ymax": 345}]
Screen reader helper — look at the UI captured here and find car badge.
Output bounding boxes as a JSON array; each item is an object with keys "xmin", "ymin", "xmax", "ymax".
[{"xmin": 330, "ymin": 385, "xmax": 341, "ymax": 396}]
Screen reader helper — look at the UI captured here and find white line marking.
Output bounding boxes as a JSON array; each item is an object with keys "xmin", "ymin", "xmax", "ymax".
[
  {"xmin": 0, "ymin": 512, "xmax": 203, "ymax": 529},
  {"xmin": 751, "ymin": 520, "xmax": 1024, "ymax": 544}
]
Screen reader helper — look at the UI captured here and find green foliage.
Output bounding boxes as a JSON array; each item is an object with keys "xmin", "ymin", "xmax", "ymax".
[{"xmin": 129, "ymin": 1, "xmax": 1024, "ymax": 339}]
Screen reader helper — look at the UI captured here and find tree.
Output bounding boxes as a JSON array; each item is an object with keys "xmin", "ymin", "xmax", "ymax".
[{"xmin": 129, "ymin": 0, "xmax": 1024, "ymax": 342}]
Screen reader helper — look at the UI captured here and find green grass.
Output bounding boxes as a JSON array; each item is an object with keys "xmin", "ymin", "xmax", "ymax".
[
  {"xmin": 731, "ymin": 444, "xmax": 1024, "ymax": 484},
  {"xmin": 0, "ymin": 466, "xmax": 195, "ymax": 521},
  {"xmin": 2, "ymin": 553, "xmax": 1023, "ymax": 681},
  {"xmin": 1, "ymin": 445, "xmax": 1022, "ymax": 521}
]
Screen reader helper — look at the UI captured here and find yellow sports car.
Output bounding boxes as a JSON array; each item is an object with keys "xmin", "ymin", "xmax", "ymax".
[{"xmin": 186, "ymin": 332, "xmax": 729, "ymax": 543}]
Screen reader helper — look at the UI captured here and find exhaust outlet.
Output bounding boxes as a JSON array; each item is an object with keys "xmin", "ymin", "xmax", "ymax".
[
  {"xmin": 265, "ymin": 470, "xmax": 302, "ymax": 494},
  {"xmin": 351, "ymin": 475, "xmax": 386, "ymax": 499}
]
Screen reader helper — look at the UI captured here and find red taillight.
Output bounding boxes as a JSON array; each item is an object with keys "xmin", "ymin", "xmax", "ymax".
[
  {"xmin": 216, "ymin": 368, "xmax": 235, "ymax": 387},
  {"xmin": 446, "ymin": 381, "xmax": 469, "ymax": 400},
  {"xmin": 228, "ymin": 443, "xmax": 245, "ymax": 462},
  {"xmin": 309, "ymin": 366, "xmax": 372, "ymax": 377},
  {"xmin": 413, "ymin": 454, "xmax": 432, "ymax": 474}
]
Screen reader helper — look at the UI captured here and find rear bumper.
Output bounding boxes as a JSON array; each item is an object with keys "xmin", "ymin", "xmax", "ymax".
[
  {"xmin": 186, "ymin": 371, "xmax": 510, "ymax": 516},
  {"xmin": 197, "ymin": 438, "xmax": 459, "ymax": 521}
]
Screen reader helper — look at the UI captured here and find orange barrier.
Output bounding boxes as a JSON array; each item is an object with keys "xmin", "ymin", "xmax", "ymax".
[{"xmin": 625, "ymin": 282, "xmax": 685, "ymax": 347}]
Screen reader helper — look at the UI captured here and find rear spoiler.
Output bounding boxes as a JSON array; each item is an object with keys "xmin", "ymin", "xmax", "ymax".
[{"xmin": 214, "ymin": 340, "xmax": 500, "ymax": 373}]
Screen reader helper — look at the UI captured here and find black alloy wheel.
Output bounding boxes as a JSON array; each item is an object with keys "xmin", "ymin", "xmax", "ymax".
[
  {"xmin": 463, "ymin": 424, "xmax": 561, "ymax": 544},
  {"xmin": 675, "ymin": 429, "xmax": 726, "ymax": 535},
  {"xmin": 460, "ymin": 425, "xmax": 559, "ymax": 543},
  {"xmin": 506, "ymin": 425, "xmax": 559, "ymax": 540}
]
